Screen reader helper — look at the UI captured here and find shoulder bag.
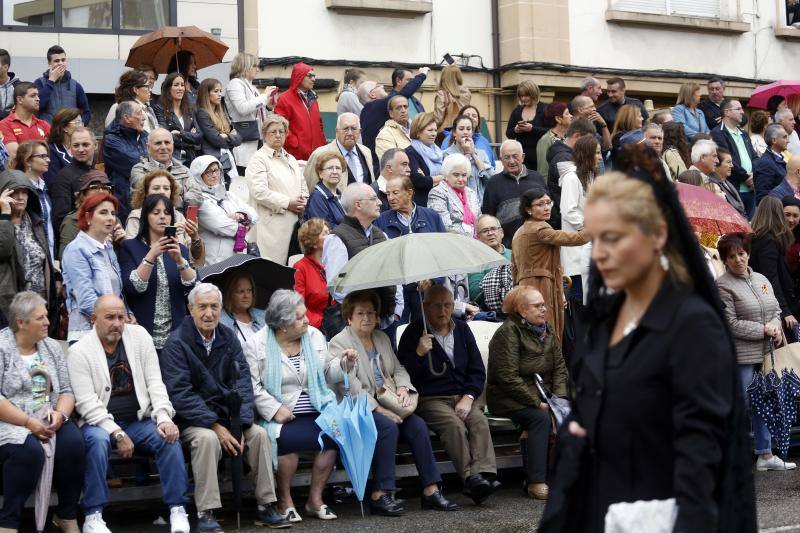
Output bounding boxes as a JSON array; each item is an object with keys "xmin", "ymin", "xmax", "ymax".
[{"xmin": 372, "ymin": 355, "xmax": 418, "ymax": 419}]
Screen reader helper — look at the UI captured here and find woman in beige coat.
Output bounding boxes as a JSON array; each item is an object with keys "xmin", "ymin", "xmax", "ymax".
[{"xmin": 245, "ymin": 114, "xmax": 309, "ymax": 264}]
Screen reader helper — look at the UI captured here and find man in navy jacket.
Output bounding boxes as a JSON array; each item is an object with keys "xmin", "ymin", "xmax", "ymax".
[
  {"xmin": 397, "ymin": 285, "xmax": 498, "ymax": 505},
  {"xmin": 160, "ymin": 284, "xmax": 287, "ymax": 531},
  {"xmin": 755, "ymin": 123, "xmax": 790, "ymax": 205},
  {"xmin": 102, "ymin": 101, "xmax": 148, "ymax": 220}
]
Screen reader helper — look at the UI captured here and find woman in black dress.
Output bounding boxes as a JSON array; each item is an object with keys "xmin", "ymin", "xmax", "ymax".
[{"xmin": 505, "ymin": 80, "xmax": 548, "ymax": 172}]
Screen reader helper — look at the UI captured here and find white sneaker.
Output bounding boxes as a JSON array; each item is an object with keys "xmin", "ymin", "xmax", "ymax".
[
  {"xmin": 169, "ymin": 506, "xmax": 191, "ymax": 533},
  {"xmin": 82, "ymin": 512, "xmax": 111, "ymax": 533},
  {"xmin": 756, "ymin": 455, "xmax": 797, "ymax": 471}
]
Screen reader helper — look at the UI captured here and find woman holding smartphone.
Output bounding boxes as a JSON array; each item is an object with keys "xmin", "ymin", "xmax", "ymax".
[{"xmin": 119, "ymin": 194, "xmax": 197, "ymax": 352}]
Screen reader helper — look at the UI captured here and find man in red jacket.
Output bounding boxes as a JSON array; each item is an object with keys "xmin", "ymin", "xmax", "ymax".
[{"xmin": 274, "ymin": 62, "xmax": 326, "ymax": 161}]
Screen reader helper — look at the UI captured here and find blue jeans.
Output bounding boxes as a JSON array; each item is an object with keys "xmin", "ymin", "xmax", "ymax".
[
  {"xmin": 739, "ymin": 364, "xmax": 772, "ymax": 455},
  {"xmin": 81, "ymin": 420, "xmax": 188, "ymax": 514}
]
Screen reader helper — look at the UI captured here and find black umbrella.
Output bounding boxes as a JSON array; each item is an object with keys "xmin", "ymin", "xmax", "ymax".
[
  {"xmin": 227, "ymin": 358, "xmax": 244, "ymax": 530},
  {"xmin": 199, "ymin": 254, "xmax": 296, "ymax": 309}
]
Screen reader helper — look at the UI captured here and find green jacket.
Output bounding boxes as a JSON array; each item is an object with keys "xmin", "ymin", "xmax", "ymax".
[
  {"xmin": 468, "ymin": 245, "xmax": 512, "ymax": 300},
  {"xmin": 486, "ymin": 314, "xmax": 568, "ymax": 416}
]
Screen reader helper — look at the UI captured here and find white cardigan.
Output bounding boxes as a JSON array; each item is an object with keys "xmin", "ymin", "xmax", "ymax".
[
  {"xmin": 558, "ymin": 161, "xmax": 590, "ymax": 277},
  {"xmin": 225, "ymin": 77, "xmax": 269, "ymax": 167},
  {"xmin": 67, "ymin": 324, "xmax": 174, "ymax": 434}
]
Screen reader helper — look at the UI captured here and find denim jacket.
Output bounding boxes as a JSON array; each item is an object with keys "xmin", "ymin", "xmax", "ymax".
[{"xmin": 61, "ymin": 231, "xmax": 123, "ymax": 333}]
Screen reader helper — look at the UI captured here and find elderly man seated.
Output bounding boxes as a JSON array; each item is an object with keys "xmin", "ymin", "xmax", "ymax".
[
  {"xmin": 68, "ymin": 295, "xmax": 190, "ymax": 533},
  {"xmin": 160, "ymin": 283, "xmax": 289, "ymax": 532},
  {"xmin": 397, "ymin": 285, "xmax": 498, "ymax": 505},
  {"xmin": 468, "ymin": 215, "xmax": 513, "ymax": 305},
  {"xmin": 129, "ymin": 128, "xmax": 191, "ymax": 204}
]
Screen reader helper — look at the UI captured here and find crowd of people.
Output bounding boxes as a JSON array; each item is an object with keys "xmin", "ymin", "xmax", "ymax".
[{"xmin": 0, "ymin": 41, "xmax": 796, "ymax": 533}]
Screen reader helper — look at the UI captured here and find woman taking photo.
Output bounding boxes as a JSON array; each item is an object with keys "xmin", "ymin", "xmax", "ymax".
[
  {"xmin": 44, "ymin": 107, "xmax": 82, "ymax": 183},
  {"xmin": 219, "ymin": 272, "xmax": 266, "ymax": 346},
  {"xmin": 61, "ymin": 193, "xmax": 127, "ymax": 342},
  {"xmin": 536, "ymin": 102, "xmax": 572, "ymax": 177},
  {"xmin": 305, "ymin": 152, "xmax": 346, "ymax": 228},
  {"xmin": 442, "ymin": 115, "xmax": 492, "ymax": 203},
  {"xmin": 125, "ymin": 169, "xmax": 204, "ymax": 267},
  {"xmin": 105, "ymin": 70, "xmax": 158, "ymax": 132},
  {"xmin": 441, "ymin": 105, "xmax": 495, "ymax": 166},
  {"xmin": 486, "ymin": 286, "xmax": 568, "ymax": 500},
  {"xmin": 243, "ymin": 290, "xmax": 340, "ymax": 522},
  {"xmin": 505, "ymin": 80, "xmax": 548, "ymax": 171},
  {"xmin": 0, "ymin": 291, "xmax": 85, "ymax": 533},
  {"xmin": 293, "ymin": 218, "xmax": 330, "ymax": 332},
  {"xmin": 433, "ymin": 65, "xmax": 471, "ymax": 137},
  {"xmin": 327, "ymin": 290, "xmax": 458, "ymax": 515},
  {"xmin": 662, "ymin": 122, "xmax": 691, "ymax": 181},
  {"xmin": 405, "ymin": 112, "xmax": 445, "ymax": 206},
  {"xmin": 154, "ymin": 72, "xmax": 202, "ymax": 166},
  {"xmin": 120, "ymin": 194, "xmax": 196, "ymax": 352},
  {"xmin": 512, "ymin": 188, "xmax": 588, "ymax": 341},
  {"xmin": 195, "ymin": 78, "xmax": 242, "ymax": 184},
  {"xmin": 716, "ymin": 232, "xmax": 789, "ymax": 470},
  {"xmin": 336, "ymin": 68, "xmax": 366, "ymax": 116},
  {"xmin": 749, "ymin": 196, "xmax": 798, "ymax": 332},
  {"xmin": 540, "ymin": 151, "xmax": 756, "ymax": 532},
  {"xmin": 186, "ymin": 155, "xmax": 257, "ymax": 266},
  {"xmin": 225, "ymin": 52, "xmax": 278, "ymax": 173},
  {"xmin": 427, "ymin": 153, "xmax": 481, "ymax": 236},
  {"xmin": 671, "ymin": 82, "xmax": 709, "ymax": 141}
]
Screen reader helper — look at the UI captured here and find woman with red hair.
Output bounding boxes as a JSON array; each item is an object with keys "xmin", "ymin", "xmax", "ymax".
[{"xmin": 61, "ymin": 193, "xmax": 131, "ymax": 342}]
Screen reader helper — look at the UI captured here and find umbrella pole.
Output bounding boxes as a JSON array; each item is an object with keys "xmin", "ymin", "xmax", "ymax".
[
  {"xmin": 419, "ymin": 290, "xmax": 447, "ymax": 377},
  {"xmin": 360, "ymin": 501, "xmax": 365, "ymax": 518},
  {"xmin": 236, "ymin": 511, "xmax": 240, "ymax": 530}
]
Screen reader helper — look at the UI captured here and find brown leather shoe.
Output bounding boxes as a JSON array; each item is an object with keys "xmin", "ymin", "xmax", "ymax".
[
  {"xmin": 527, "ymin": 483, "xmax": 549, "ymax": 500},
  {"xmin": 52, "ymin": 515, "xmax": 80, "ymax": 533}
]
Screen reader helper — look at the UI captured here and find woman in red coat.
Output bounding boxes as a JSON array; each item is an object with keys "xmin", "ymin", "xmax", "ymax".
[
  {"xmin": 274, "ymin": 62, "xmax": 326, "ymax": 161},
  {"xmin": 294, "ymin": 218, "xmax": 330, "ymax": 330}
]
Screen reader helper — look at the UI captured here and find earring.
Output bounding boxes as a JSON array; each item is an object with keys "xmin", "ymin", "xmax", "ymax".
[{"xmin": 659, "ymin": 251, "xmax": 670, "ymax": 271}]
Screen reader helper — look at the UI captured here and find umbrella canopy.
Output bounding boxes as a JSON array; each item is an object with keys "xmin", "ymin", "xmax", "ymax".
[
  {"xmin": 199, "ymin": 254, "xmax": 296, "ymax": 309},
  {"xmin": 748, "ymin": 80, "xmax": 800, "ymax": 109},
  {"xmin": 125, "ymin": 25, "xmax": 229, "ymax": 74},
  {"xmin": 328, "ymin": 233, "xmax": 509, "ymax": 294},
  {"xmin": 675, "ymin": 183, "xmax": 751, "ymax": 237},
  {"xmin": 747, "ymin": 346, "xmax": 800, "ymax": 459},
  {"xmin": 31, "ymin": 368, "xmax": 54, "ymax": 533},
  {"xmin": 227, "ymin": 359, "xmax": 244, "ymax": 530}
]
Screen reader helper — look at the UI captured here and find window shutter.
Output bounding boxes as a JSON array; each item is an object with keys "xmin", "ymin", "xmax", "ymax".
[
  {"xmin": 668, "ymin": 0, "xmax": 720, "ymax": 18},
  {"xmin": 613, "ymin": 0, "xmax": 667, "ymax": 15}
]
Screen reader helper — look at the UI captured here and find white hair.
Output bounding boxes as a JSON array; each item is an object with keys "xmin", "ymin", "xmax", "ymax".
[
  {"xmin": 265, "ymin": 289, "xmax": 305, "ymax": 329},
  {"xmin": 8, "ymin": 291, "xmax": 47, "ymax": 333},
  {"xmin": 499, "ymin": 139, "xmax": 523, "ymax": 155},
  {"xmin": 341, "ymin": 182, "xmax": 373, "ymax": 214},
  {"xmin": 441, "ymin": 153, "xmax": 471, "ymax": 177},
  {"xmin": 336, "ymin": 112, "xmax": 360, "ymax": 129},
  {"xmin": 690, "ymin": 139, "xmax": 717, "ymax": 164},
  {"xmin": 357, "ymin": 81, "xmax": 377, "ymax": 104},
  {"xmin": 188, "ymin": 283, "xmax": 223, "ymax": 306},
  {"xmin": 579, "ymin": 77, "xmax": 599, "ymax": 92},
  {"xmin": 776, "ymin": 108, "xmax": 795, "ymax": 122}
]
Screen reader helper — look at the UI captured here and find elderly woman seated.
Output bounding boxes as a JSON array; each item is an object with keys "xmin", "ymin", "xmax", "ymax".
[
  {"xmin": 486, "ymin": 286, "xmax": 568, "ymax": 501},
  {"xmin": 219, "ymin": 271, "xmax": 266, "ymax": 346},
  {"xmin": 0, "ymin": 292, "xmax": 85, "ymax": 533},
  {"xmin": 243, "ymin": 289, "xmax": 340, "ymax": 523},
  {"xmin": 427, "ymin": 153, "xmax": 481, "ymax": 237},
  {"xmin": 327, "ymin": 290, "xmax": 458, "ymax": 516}
]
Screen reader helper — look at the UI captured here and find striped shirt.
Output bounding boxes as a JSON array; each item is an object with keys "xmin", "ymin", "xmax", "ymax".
[{"xmin": 288, "ymin": 353, "xmax": 316, "ymax": 415}]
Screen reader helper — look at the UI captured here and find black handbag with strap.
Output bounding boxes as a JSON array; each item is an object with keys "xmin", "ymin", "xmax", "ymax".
[{"xmin": 222, "ymin": 95, "xmax": 261, "ymax": 143}]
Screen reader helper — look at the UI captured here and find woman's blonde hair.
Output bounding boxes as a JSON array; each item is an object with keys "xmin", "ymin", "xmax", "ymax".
[
  {"xmin": 586, "ymin": 171, "xmax": 690, "ymax": 285},
  {"xmin": 298, "ymin": 218, "xmax": 328, "ymax": 254},
  {"xmin": 196, "ymin": 78, "xmax": 231, "ymax": 133},
  {"xmin": 610, "ymin": 104, "xmax": 641, "ymax": 138},
  {"xmin": 516, "ymin": 80, "xmax": 541, "ymax": 102},
  {"xmin": 229, "ymin": 52, "xmax": 259, "ymax": 80},
  {"xmin": 131, "ymin": 169, "xmax": 180, "ymax": 209},
  {"xmin": 261, "ymin": 114, "xmax": 289, "ymax": 137},
  {"xmin": 438, "ymin": 65, "xmax": 464, "ymax": 100},
  {"xmin": 410, "ymin": 112, "xmax": 438, "ymax": 139},
  {"xmin": 676, "ymin": 82, "xmax": 701, "ymax": 106}
]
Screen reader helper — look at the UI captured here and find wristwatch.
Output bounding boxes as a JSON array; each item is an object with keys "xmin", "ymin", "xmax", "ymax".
[
  {"xmin": 178, "ymin": 261, "xmax": 191, "ymax": 271},
  {"xmin": 113, "ymin": 430, "xmax": 127, "ymax": 443},
  {"xmin": 466, "ymin": 394, "xmax": 475, "ymax": 401}
]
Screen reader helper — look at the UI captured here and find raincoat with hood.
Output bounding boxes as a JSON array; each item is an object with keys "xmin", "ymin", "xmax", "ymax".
[
  {"xmin": 0, "ymin": 170, "xmax": 56, "ymax": 325},
  {"xmin": 0, "ymin": 71, "xmax": 20, "ymax": 120},
  {"xmin": 185, "ymin": 155, "xmax": 257, "ymax": 266},
  {"xmin": 274, "ymin": 63, "xmax": 326, "ymax": 161},
  {"xmin": 34, "ymin": 69, "xmax": 91, "ymax": 125}
]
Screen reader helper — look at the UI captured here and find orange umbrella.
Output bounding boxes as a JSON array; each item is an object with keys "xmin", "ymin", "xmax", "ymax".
[
  {"xmin": 125, "ymin": 25, "xmax": 228, "ymax": 73},
  {"xmin": 676, "ymin": 182, "xmax": 752, "ymax": 237}
]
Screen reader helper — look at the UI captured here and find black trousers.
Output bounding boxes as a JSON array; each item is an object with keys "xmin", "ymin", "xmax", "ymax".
[
  {"xmin": 0, "ymin": 420, "xmax": 85, "ymax": 528},
  {"xmin": 508, "ymin": 407, "xmax": 551, "ymax": 484}
]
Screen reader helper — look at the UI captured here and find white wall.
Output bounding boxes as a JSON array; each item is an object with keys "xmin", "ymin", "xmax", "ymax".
[
  {"xmin": 569, "ymin": 0, "xmax": 795, "ymax": 81},
  {"xmin": 258, "ymin": 0, "xmax": 495, "ymax": 68}
]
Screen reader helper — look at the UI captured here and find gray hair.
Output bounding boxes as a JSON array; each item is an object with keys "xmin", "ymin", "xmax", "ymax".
[
  {"xmin": 341, "ymin": 182, "xmax": 373, "ymax": 214},
  {"xmin": 579, "ymin": 77, "xmax": 599, "ymax": 92},
  {"xmin": 8, "ymin": 291, "xmax": 47, "ymax": 333},
  {"xmin": 116, "ymin": 100, "xmax": 138, "ymax": 122},
  {"xmin": 188, "ymin": 283, "xmax": 223, "ymax": 306},
  {"xmin": 765, "ymin": 123, "xmax": 787, "ymax": 145},
  {"xmin": 265, "ymin": 289, "xmax": 305, "ymax": 329},
  {"xmin": 690, "ymin": 139, "xmax": 717, "ymax": 164},
  {"xmin": 775, "ymin": 108, "xmax": 795, "ymax": 122},
  {"xmin": 261, "ymin": 113, "xmax": 289, "ymax": 137},
  {"xmin": 336, "ymin": 112, "xmax": 360, "ymax": 129},
  {"xmin": 441, "ymin": 153, "xmax": 470, "ymax": 177},
  {"xmin": 357, "ymin": 81, "xmax": 378, "ymax": 104},
  {"xmin": 476, "ymin": 214, "xmax": 501, "ymax": 227},
  {"xmin": 379, "ymin": 147, "xmax": 404, "ymax": 171},
  {"xmin": 643, "ymin": 123, "xmax": 663, "ymax": 134},
  {"xmin": 499, "ymin": 139, "xmax": 523, "ymax": 155}
]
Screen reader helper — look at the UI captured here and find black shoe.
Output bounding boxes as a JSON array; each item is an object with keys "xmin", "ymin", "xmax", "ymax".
[
  {"xmin": 369, "ymin": 494, "xmax": 405, "ymax": 516},
  {"xmin": 255, "ymin": 504, "xmax": 292, "ymax": 529},
  {"xmin": 489, "ymin": 479, "xmax": 502, "ymax": 492},
  {"xmin": 390, "ymin": 490, "xmax": 405, "ymax": 507},
  {"xmin": 462, "ymin": 474, "xmax": 493, "ymax": 504},
  {"xmin": 421, "ymin": 489, "xmax": 459, "ymax": 511}
]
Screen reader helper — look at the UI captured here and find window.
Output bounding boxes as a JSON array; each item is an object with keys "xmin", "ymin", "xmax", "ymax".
[
  {"xmin": 3, "ymin": 0, "xmax": 175, "ymax": 33},
  {"xmin": 613, "ymin": 0, "xmax": 720, "ymax": 18}
]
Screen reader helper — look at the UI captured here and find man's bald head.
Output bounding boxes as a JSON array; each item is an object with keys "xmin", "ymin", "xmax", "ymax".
[
  {"xmin": 570, "ymin": 95, "xmax": 594, "ymax": 118},
  {"xmin": 788, "ymin": 156, "xmax": 800, "ymax": 187},
  {"xmin": 148, "ymin": 127, "xmax": 175, "ymax": 164},
  {"xmin": 93, "ymin": 295, "xmax": 127, "ymax": 348}
]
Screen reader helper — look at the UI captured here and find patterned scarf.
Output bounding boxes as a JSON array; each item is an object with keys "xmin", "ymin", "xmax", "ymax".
[
  {"xmin": 522, "ymin": 318, "xmax": 548, "ymax": 341},
  {"xmin": 260, "ymin": 326, "xmax": 335, "ymax": 466},
  {"xmin": 447, "ymin": 182, "xmax": 476, "ymax": 226}
]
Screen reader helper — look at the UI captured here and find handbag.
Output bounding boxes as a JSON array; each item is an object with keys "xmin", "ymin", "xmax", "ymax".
[
  {"xmin": 371, "ymin": 355, "xmax": 418, "ymax": 419},
  {"xmin": 761, "ymin": 336, "xmax": 800, "ymax": 375},
  {"xmin": 604, "ymin": 498, "xmax": 677, "ymax": 533},
  {"xmin": 231, "ymin": 120, "xmax": 260, "ymax": 143}
]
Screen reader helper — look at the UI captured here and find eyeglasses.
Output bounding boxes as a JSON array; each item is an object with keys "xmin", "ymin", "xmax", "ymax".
[
  {"xmin": 86, "ymin": 184, "xmax": 112, "ymax": 192},
  {"xmin": 322, "ymin": 165, "xmax": 343, "ymax": 172},
  {"xmin": 30, "ymin": 154, "xmax": 50, "ymax": 160},
  {"xmin": 338, "ymin": 126, "xmax": 360, "ymax": 132},
  {"xmin": 203, "ymin": 167, "xmax": 221, "ymax": 176},
  {"xmin": 478, "ymin": 226, "xmax": 501, "ymax": 235},
  {"xmin": 358, "ymin": 196, "xmax": 380, "ymax": 203},
  {"xmin": 136, "ymin": 84, "xmax": 150, "ymax": 90},
  {"xmin": 265, "ymin": 130, "xmax": 286, "ymax": 137},
  {"xmin": 68, "ymin": 117, "xmax": 83, "ymax": 125},
  {"xmin": 532, "ymin": 201, "xmax": 553, "ymax": 208},
  {"xmin": 353, "ymin": 311, "xmax": 377, "ymax": 319},
  {"xmin": 305, "ymin": 73, "xmax": 316, "ymax": 79}
]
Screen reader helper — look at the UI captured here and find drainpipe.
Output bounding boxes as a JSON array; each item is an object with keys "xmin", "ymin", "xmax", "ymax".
[{"xmin": 491, "ymin": 0, "xmax": 503, "ymax": 144}]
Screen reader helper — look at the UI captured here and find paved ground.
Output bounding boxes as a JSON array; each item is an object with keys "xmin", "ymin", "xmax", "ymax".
[{"xmin": 19, "ymin": 465, "xmax": 800, "ymax": 532}]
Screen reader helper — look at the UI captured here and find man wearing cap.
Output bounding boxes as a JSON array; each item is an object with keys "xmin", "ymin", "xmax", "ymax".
[
  {"xmin": 56, "ymin": 170, "xmax": 123, "ymax": 260},
  {"xmin": 50, "ymin": 126, "xmax": 95, "ymax": 241},
  {"xmin": 129, "ymin": 128, "xmax": 190, "ymax": 205}
]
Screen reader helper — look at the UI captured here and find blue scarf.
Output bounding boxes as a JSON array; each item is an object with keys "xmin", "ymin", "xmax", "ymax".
[
  {"xmin": 411, "ymin": 139, "xmax": 444, "ymax": 176},
  {"xmin": 260, "ymin": 327, "xmax": 336, "ymax": 466}
]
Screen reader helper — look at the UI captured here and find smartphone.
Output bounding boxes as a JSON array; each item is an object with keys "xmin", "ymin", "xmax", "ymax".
[
  {"xmin": 164, "ymin": 225, "xmax": 177, "ymax": 238},
  {"xmin": 185, "ymin": 205, "xmax": 199, "ymax": 224},
  {"xmin": 443, "ymin": 53, "xmax": 455, "ymax": 65}
]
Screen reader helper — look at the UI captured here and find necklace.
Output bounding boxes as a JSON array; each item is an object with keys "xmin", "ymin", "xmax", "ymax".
[{"xmin": 621, "ymin": 301, "xmax": 644, "ymax": 336}]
